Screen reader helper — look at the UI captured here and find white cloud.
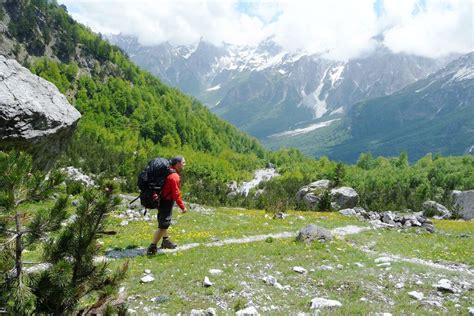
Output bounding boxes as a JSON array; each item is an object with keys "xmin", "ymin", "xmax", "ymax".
[
  {"xmin": 58, "ymin": 0, "xmax": 473, "ymax": 60},
  {"xmin": 382, "ymin": 0, "xmax": 474, "ymax": 58}
]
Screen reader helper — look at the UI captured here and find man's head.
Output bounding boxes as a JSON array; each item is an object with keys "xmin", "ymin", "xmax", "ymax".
[{"xmin": 170, "ymin": 155, "xmax": 186, "ymax": 173}]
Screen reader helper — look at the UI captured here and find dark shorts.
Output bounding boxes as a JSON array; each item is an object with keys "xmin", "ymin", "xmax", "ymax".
[{"xmin": 157, "ymin": 199, "xmax": 174, "ymax": 229}]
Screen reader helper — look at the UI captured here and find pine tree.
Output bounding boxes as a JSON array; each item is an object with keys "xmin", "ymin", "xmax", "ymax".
[
  {"xmin": 0, "ymin": 151, "xmax": 128, "ymax": 314},
  {"xmin": 0, "ymin": 150, "xmax": 66, "ymax": 314}
]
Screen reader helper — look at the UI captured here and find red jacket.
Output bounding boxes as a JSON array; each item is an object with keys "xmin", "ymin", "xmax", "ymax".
[{"xmin": 161, "ymin": 169, "xmax": 185, "ymax": 210}]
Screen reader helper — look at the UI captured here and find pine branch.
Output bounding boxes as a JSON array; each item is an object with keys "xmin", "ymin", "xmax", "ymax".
[{"xmin": 0, "ymin": 233, "xmax": 18, "ymax": 250}]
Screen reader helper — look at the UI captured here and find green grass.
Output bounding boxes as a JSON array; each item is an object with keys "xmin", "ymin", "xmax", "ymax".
[
  {"xmin": 347, "ymin": 221, "xmax": 474, "ymax": 266},
  {"xmin": 107, "ymin": 237, "xmax": 473, "ymax": 315},
  {"xmin": 14, "ymin": 201, "xmax": 474, "ymax": 314},
  {"xmin": 102, "ymin": 207, "xmax": 367, "ymax": 250},
  {"xmin": 99, "ymin": 207, "xmax": 473, "ymax": 314}
]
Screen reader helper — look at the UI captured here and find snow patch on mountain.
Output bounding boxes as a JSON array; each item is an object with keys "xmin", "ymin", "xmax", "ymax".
[
  {"xmin": 301, "ymin": 68, "xmax": 330, "ymax": 118},
  {"xmin": 176, "ymin": 42, "xmax": 199, "ymax": 59},
  {"xmin": 330, "ymin": 107, "xmax": 344, "ymax": 115},
  {"xmin": 415, "ymin": 79, "xmax": 436, "ymax": 93},
  {"xmin": 452, "ymin": 66, "xmax": 474, "ymax": 81},
  {"xmin": 206, "ymin": 84, "xmax": 221, "ymax": 91},
  {"xmin": 269, "ymin": 118, "xmax": 341, "ymax": 138},
  {"xmin": 329, "ymin": 64, "xmax": 345, "ymax": 87}
]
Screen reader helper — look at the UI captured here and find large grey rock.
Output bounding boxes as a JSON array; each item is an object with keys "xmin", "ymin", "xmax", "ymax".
[
  {"xmin": 0, "ymin": 56, "xmax": 81, "ymax": 169},
  {"xmin": 296, "ymin": 179, "xmax": 332, "ymax": 202},
  {"xmin": 330, "ymin": 187, "xmax": 359, "ymax": 210},
  {"xmin": 452, "ymin": 190, "xmax": 474, "ymax": 220},
  {"xmin": 422, "ymin": 200, "xmax": 452, "ymax": 219},
  {"xmin": 302, "ymin": 193, "xmax": 320, "ymax": 210},
  {"xmin": 297, "ymin": 224, "xmax": 332, "ymax": 243}
]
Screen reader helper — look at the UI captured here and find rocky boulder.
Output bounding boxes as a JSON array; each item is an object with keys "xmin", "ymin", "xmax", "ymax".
[
  {"xmin": 296, "ymin": 179, "xmax": 332, "ymax": 202},
  {"xmin": 0, "ymin": 56, "xmax": 81, "ymax": 169},
  {"xmin": 296, "ymin": 224, "xmax": 332, "ymax": 243},
  {"xmin": 422, "ymin": 200, "xmax": 452, "ymax": 219},
  {"xmin": 452, "ymin": 190, "xmax": 474, "ymax": 220},
  {"xmin": 330, "ymin": 187, "xmax": 359, "ymax": 210}
]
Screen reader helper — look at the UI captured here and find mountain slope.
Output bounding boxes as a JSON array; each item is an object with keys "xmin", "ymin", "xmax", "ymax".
[
  {"xmin": 327, "ymin": 52, "xmax": 474, "ymax": 162},
  {"xmin": 109, "ymin": 35, "xmax": 452, "ymax": 139}
]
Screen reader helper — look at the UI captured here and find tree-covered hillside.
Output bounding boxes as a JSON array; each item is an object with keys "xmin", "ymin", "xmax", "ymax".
[{"xmin": 1, "ymin": 0, "xmax": 265, "ymax": 192}]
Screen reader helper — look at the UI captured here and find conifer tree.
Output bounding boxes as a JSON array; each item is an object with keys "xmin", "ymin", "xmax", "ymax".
[{"xmin": 0, "ymin": 151, "xmax": 127, "ymax": 314}]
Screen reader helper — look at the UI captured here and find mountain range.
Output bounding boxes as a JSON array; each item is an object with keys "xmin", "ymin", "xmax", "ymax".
[{"xmin": 108, "ymin": 35, "xmax": 473, "ymax": 162}]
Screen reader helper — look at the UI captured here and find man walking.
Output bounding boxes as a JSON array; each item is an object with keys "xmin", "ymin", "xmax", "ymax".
[{"xmin": 147, "ymin": 156, "xmax": 186, "ymax": 255}]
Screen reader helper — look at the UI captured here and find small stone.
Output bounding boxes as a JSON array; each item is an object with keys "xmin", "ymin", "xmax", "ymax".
[
  {"xmin": 144, "ymin": 269, "xmax": 151, "ymax": 274},
  {"xmin": 433, "ymin": 279, "xmax": 456, "ymax": 293},
  {"xmin": 309, "ymin": 297, "xmax": 342, "ymax": 309},
  {"xmin": 209, "ymin": 269, "xmax": 223, "ymax": 275},
  {"xmin": 140, "ymin": 275, "xmax": 154, "ymax": 283},
  {"xmin": 150, "ymin": 295, "xmax": 169, "ymax": 303},
  {"xmin": 206, "ymin": 307, "xmax": 217, "ymax": 316},
  {"xmin": 408, "ymin": 291, "xmax": 424, "ymax": 300},
  {"xmin": 354, "ymin": 262, "xmax": 365, "ymax": 268},
  {"xmin": 262, "ymin": 275, "xmax": 284, "ymax": 289},
  {"xmin": 292, "ymin": 266, "xmax": 308, "ymax": 274},
  {"xmin": 377, "ymin": 262, "xmax": 391, "ymax": 267},
  {"xmin": 375, "ymin": 257, "xmax": 393, "ymax": 264},
  {"xmin": 120, "ymin": 220, "xmax": 129, "ymax": 226},
  {"xmin": 336, "ymin": 264, "xmax": 343, "ymax": 269},
  {"xmin": 468, "ymin": 307, "xmax": 474, "ymax": 316},
  {"xmin": 423, "ymin": 300, "xmax": 443, "ymax": 307},
  {"xmin": 203, "ymin": 276, "xmax": 213, "ymax": 287},
  {"xmin": 415, "ymin": 280, "xmax": 424, "ymax": 285},
  {"xmin": 395, "ymin": 282, "xmax": 404, "ymax": 289},
  {"xmin": 236, "ymin": 306, "xmax": 260, "ymax": 316}
]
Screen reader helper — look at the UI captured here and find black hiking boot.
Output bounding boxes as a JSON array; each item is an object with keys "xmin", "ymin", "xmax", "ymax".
[
  {"xmin": 146, "ymin": 243, "xmax": 157, "ymax": 255},
  {"xmin": 161, "ymin": 238, "xmax": 177, "ymax": 249}
]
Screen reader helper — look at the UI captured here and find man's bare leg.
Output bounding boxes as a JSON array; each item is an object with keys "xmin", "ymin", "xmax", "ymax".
[{"xmin": 152, "ymin": 228, "xmax": 167, "ymax": 245}]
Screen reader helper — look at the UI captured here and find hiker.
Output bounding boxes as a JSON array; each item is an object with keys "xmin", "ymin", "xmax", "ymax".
[{"xmin": 147, "ymin": 156, "xmax": 186, "ymax": 255}]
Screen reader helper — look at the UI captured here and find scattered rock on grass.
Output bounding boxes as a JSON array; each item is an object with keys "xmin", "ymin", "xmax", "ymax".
[
  {"xmin": 209, "ymin": 269, "xmax": 223, "ymax": 275},
  {"xmin": 433, "ymin": 279, "xmax": 456, "ymax": 293},
  {"xmin": 292, "ymin": 266, "xmax": 307, "ymax": 274},
  {"xmin": 150, "ymin": 295, "xmax": 169, "ymax": 303},
  {"xmin": 190, "ymin": 308, "xmax": 217, "ymax": 316},
  {"xmin": 309, "ymin": 297, "xmax": 342, "ymax": 309},
  {"xmin": 140, "ymin": 275, "xmax": 154, "ymax": 283},
  {"xmin": 274, "ymin": 212, "xmax": 288, "ymax": 219},
  {"xmin": 468, "ymin": 307, "xmax": 474, "ymax": 316},
  {"xmin": 422, "ymin": 300, "xmax": 443, "ymax": 308},
  {"xmin": 262, "ymin": 275, "xmax": 284, "ymax": 289},
  {"xmin": 203, "ymin": 276, "xmax": 213, "ymax": 287},
  {"xmin": 375, "ymin": 257, "xmax": 393, "ymax": 264},
  {"xmin": 408, "ymin": 291, "xmax": 424, "ymax": 300},
  {"xmin": 236, "ymin": 306, "xmax": 260, "ymax": 316}
]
